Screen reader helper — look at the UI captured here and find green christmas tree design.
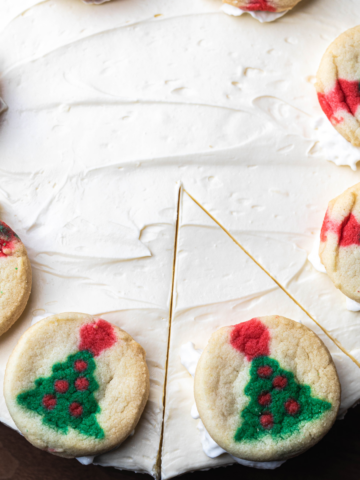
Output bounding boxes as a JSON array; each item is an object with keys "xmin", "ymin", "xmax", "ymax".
[
  {"xmin": 17, "ymin": 350, "xmax": 104, "ymax": 439},
  {"xmin": 17, "ymin": 319, "xmax": 117, "ymax": 440},
  {"xmin": 230, "ymin": 319, "xmax": 332, "ymax": 443},
  {"xmin": 234, "ymin": 356, "xmax": 332, "ymax": 442}
]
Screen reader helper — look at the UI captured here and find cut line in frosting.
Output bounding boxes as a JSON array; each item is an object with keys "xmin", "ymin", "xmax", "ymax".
[{"xmin": 183, "ymin": 189, "xmax": 360, "ymax": 370}]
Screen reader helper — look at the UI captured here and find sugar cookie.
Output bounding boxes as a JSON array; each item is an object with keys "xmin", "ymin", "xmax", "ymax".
[
  {"xmin": 316, "ymin": 26, "xmax": 360, "ymax": 147},
  {"xmin": 194, "ymin": 316, "xmax": 340, "ymax": 462},
  {"xmin": 0, "ymin": 221, "xmax": 32, "ymax": 337},
  {"xmin": 4, "ymin": 313, "xmax": 150, "ymax": 458},
  {"xmin": 319, "ymin": 182, "xmax": 360, "ymax": 302}
]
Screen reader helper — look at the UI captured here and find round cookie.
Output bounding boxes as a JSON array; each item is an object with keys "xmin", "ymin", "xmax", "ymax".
[
  {"xmin": 316, "ymin": 26, "xmax": 360, "ymax": 147},
  {"xmin": 194, "ymin": 316, "xmax": 340, "ymax": 462},
  {"xmin": 319, "ymin": 182, "xmax": 360, "ymax": 302},
  {"xmin": 0, "ymin": 220, "xmax": 32, "ymax": 337},
  {"xmin": 4, "ymin": 313, "xmax": 150, "ymax": 458},
  {"xmin": 222, "ymin": 0, "xmax": 302, "ymax": 13}
]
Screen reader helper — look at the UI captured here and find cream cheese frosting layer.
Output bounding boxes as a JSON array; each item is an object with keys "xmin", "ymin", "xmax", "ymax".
[
  {"xmin": 161, "ymin": 192, "xmax": 360, "ymax": 479},
  {"xmin": 0, "ymin": 0, "xmax": 360, "ymax": 478}
]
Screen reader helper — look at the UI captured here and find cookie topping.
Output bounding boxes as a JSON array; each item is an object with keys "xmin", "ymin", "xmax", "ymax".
[
  {"xmin": 258, "ymin": 392, "xmax": 272, "ymax": 406},
  {"xmin": 17, "ymin": 350, "xmax": 104, "ymax": 439},
  {"xmin": 75, "ymin": 377, "xmax": 89, "ymax": 391},
  {"xmin": 273, "ymin": 375, "xmax": 287, "ymax": 390},
  {"xmin": 43, "ymin": 394, "xmax": 57, "ymax": 410},
  {"xmin": 74, "ymin": 359, "xmax": 88, "ymax": 372},
  {"xmin": 54, "ymin": 380, "xmax": 69, "ymax": 394},
  {"xmin": 79, "ymin": 319, "xmax": 117, "ymax": 357},
  {"xmin": 234, "ymin": 356, "xmax": 332, "ymax": 442},
  {"xmin": 241, "ymin": 0, "xmax": 276, "ymax": 12},
  {"xmin": 318, "ymin": 79, "xmax": 360, "ymax": 127},
  {"xmin": 0, "ymin": 221, "xmax": 19, "ymax": 258},
  {"xmin": 230, "ymin": 318, "xmax": 270, "ymax": 361},
  {"xmin": 69, "ymin": 402, "xmax": 83, "ymax": 417},
  {"xmin": 321, "ymin": 211, "xmax": 360, "ymax": 247},
  {"xmin": 260, "ymin": 412, "xmax": 273, "ymax": 429},
  {"xmin": 285, "ymin": 399, "xmax": 300, "ymax": 415},
  {"xmin": 257, "ymin": 365, "xmax": 273, "ymax": 378}
]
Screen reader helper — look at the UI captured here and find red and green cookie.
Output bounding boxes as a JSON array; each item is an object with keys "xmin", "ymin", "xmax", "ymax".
[
  {"xmin": 320, "ymin": 182, "xmax": 360, "ymax": 302},
  {"xmin": 222, "ymin": 0, "xmax": 302, "ymax": 13},
  {"xmin": 4, "ymin": 313, "xmax": 149, "ymax": 458},
  {"xmin": 0, "ymin": 220, "xmax": 32, "ymax": 337},
  {"xmin": 316, "ymin": 26, "xmax": 360, "ymax": 147},
  {"xmin": 194, "ymin": 316, "xmax": 340, "ymax": 462}
]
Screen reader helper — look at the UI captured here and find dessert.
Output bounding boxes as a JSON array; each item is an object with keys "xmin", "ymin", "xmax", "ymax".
[
  {"xmin": 4, "ymin": 313, "xmax": 149, "ymax": 458},
  {"xmin": 316, "ymin": 26, "xmax": 360, "ymax": 147},
  {"xmin": 319, "ymin": 183, "xmax": 360, "ymax": 303},
  {"xmin": 161, "ymin": 192, "xmax": 359, "ymax": 479},
  {"xmin": 0, "ymin": 221, "xmax": 32, "ymax": 337},
  {"xmin": 1, "ymin": 0, "xmax": 360, "ymax": 477},
  {"xmin": 194, "ymin": 316, "xmax": 340, "ymax": 462}
]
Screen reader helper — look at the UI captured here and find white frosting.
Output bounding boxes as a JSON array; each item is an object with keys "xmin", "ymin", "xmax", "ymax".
[
  {"xmin": 312, "ymin": 117, "xmax": 360, "ymax": 171},
  {"xmin": 221, "ymin": 4, "xmax": 288, "ymax": 22},
  {"xmin": 0, "ymin": 0, "xmax": 360, "ymax": 478},
  {"xmin": 77, "ymin": 456, "xmax": 95, "ymax": 465},
  {"xmin": 308, "ymin": 234, "xmax": 360, "ymax": 311},
  {"xmin": 181, "ymin": 343, "xmax": 285, "ymax": 469}
]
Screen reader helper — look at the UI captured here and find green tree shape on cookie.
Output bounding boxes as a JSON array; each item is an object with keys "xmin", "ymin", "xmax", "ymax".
[
  {"xmin": 234, "ymin": 356, "xmax": 332, "ymax": 442},
  {"xmin": 230, "ymin": 319, "xmax": 332, "ymax": 443},
  {"xmin": 17, "ymin": 319, "xmax": 117, "ymax": 440}
]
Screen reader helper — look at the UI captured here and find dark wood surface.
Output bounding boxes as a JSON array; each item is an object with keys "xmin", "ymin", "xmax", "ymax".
[{"xmin": 1, "ymin": 405, "xmax": 360, "ymax": 480}]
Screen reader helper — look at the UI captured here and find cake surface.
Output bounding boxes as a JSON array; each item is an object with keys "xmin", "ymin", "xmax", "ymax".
[{"xmin": 0, "ymin": 0, "xmax": 360, "ymax": 478}]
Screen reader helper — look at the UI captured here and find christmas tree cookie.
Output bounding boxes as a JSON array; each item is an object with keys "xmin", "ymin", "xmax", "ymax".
[
  {"xmin": 4, "ymin": 313, "xmax": 150, "ymax": 458},
  {"xmin": 316, "ymin": 26, "xmax": 360, "ymax": 147},
  {"xmin": 222, "ymin": 0, "xmax": 302, "ymax": 13},
  {"xmin": 0, "ymin": 220, "xmax": 32, "ymax": 337},
  {"xmin": 194, "ymin": 316, "xmax": 340, "ymax": 462},
  {"xmin": 319, "ymin": 182, "xmax": 360, "ymax": 303}
]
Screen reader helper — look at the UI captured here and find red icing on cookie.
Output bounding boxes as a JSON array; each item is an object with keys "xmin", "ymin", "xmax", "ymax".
[
  {"xmin": 230, "ymin": 318, "xmax": 270, "ymax": 361},
  {"xmin": 258, "ymin": 392, "xmax": 272, "ymax": 406},
  {"xmin": 257, "ymin": 365, "xmax": 273, "ymax": 378},
  {"xmin": 43, "ymin": 394, "xmax": 57, "ymax": 410},
  {"xmin": 321, "ymin": 211, "xmax": 360, "ymax": 247},
  {"xmin": 54, "ymin": 380, "xmax": 69, "ymax": 394},
  {"xmin": 241, "ymin": 0, "xmax": 276, "ymax": 12},
  {"xmin": 69, "ymin": 402, "xmax": 83, "ymax": 417},
  {"xmin": 338, "ymin": 214, "xmax": 360, "ymax": 247},
  {"xmin": 318, "ymin": 79, "xmax": 360, "ymax": 125},
  {"xmin": 74, "ymin": 359, "xmax": 88, "ymax": 372},
  {"xmin": 273, "ymin": 375, "xmax": 287, "ymax": 390},
  {"xmin": 260, "ymin": 412, "xmax": 273, "ymax": 429},
  {"xmin": 79, "ymin": 319, "xmax": 117, "ymax": 357},
  {"xmin": 75, "ymin": 377, "xmax": 89, "ymax": 391},
  {"xmin": 285, "ymin": 399, "xmax": 300, "ymax": 415},
  {"xmin": 0, "ymin": 221, "xmax": 19, "ymax": 258}
]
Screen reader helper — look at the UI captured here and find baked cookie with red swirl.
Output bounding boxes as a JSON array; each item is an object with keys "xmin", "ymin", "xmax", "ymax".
[{"xmin": 316, "ymin": 26, "xmax": 360, "ymax": 147}]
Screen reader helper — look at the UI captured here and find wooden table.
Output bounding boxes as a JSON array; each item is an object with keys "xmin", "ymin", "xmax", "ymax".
[{"xmin": 1, "ymin": 405, "xmax": 359, "ymax": 480}]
